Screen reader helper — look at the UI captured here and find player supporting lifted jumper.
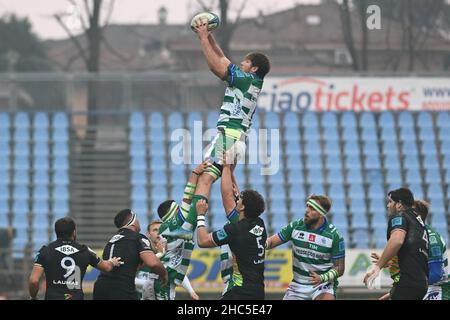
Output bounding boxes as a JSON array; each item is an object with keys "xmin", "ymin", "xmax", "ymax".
[
  {"xmin": 265, "ymin": 195, "xmax": 346, "ymax": 300},
  {"xmin": 138, "ymin": 161, "xmax": 210, "ymax": 300},
  {"xmin": 187, "ymin": 16, "xmax": 271, "ymax": 226}
]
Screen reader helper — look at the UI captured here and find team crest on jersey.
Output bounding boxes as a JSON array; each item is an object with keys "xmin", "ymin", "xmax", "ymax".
[
  {"xmin": 429, "ymin": 236, "xmax": 437, "ymax": 244},
  {"xmin": 249, "ymin": 225, "xmax": 264, "ymax": 236},
  {"xmin": 109, "ymin": 234, "xmax": 124, "ymax": 243},
  {"xmin": 308, "ymin": 234, "xmax": 316, "ymax": 242},
  {"xmin": 54, "ymin": 245, "xmax": 79, "ymax": 256}
]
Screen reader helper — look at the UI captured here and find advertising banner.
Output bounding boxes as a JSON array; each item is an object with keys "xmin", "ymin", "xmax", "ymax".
[
  {"xmin": 258, "ymin": 77, "xmax": 450, "ymax": 112},
  {"xmin": 79, "ymin": 249, "xmax": 394, "ymax": 294}
]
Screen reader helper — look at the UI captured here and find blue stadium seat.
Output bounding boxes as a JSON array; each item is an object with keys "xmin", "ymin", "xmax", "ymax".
[
  {"xmin": 359, "ymin": 112, "xmax": 376, "ymax": 128},
  {"xmin": 328, "ymin": 183, "xmax": 345, "ymax": 200},
  {"xmin": 132, "ymin": 185, "xmax": 148, "ymax": 201},
  {"xmin": 302, "ymin": 112, "xmax": 318, "ymax": 128},
  {"xmin": 303, "ymin": 127, "xmax": 320, "ymax": 141},
  {"xmin": 150, "ymin": 156, "xmax": 166, "ymax": 171},
  {"xmin": 282, "ymin": 111, "xmax": 299, "ymax": 128},
  {"xmin": 422, "ymin": 154, "xmax": 440, "ymax": 170},
  {"xmin": 285, "ymin": 140, "xmax": 301, "ymax": 155},
  {"xmin": 306, "ymin": 168, "xmax": 324, "ymax": 184},
  {"xmin": 324, "ymin": 141, "xmax": 340, "ymax": 156},
  {"xmin": 342, "ymin": 127, "xmax": 358, "ymax": 141},
  {"xmin": 343, "ymin": 141, "xmax": 360, "ymax": 156},
  {"xmin": 129, "ymin": 127, "xmax": 145, "ymax": 143},
  {"xmin": 288, "ymin": 183, "xmax": 306, "ymax": 203},
  {"xmin": 33, "ymin": 142, "xmax": 49, "ymax": 157},
  {"xmin": 53, "ymin": 185, "xmax": 69, "ymax": 201},
  {"xmin": 370, "ymin": 199, "xmax": 386, "ymax": 217},
  {"xmin": 150, "ymin": 171, "xmax": 169, "ymax": 186},
  {"xmin": 322, "ymin": 126, "xmax": 339, "ymax": 141},
  {"xmin": 150, "ymin": 141, "xmax": 166, "ymax": 157},
  {"xmin": 33, "ymin": 185, "xmax": 49, "ymax": 201},
  {"xmin": 346, "ymin": 169, "xmax": 363, "ymax": 184},
  {"xmin": 13, "ymin": 200, "xmax": 28, "ymax": 215},
  {"xmin": 149, "ymin": 112, "xmax": 164, "ymax": 129},
  {"xmin": 271, "ymin": 199, "xmax": 288, "ymax": 216},
  {"xmin": 187, "ymin": 112, "xmax": 202, "ymax": 128},
  {"xmin": 352, "ymin": 229, "xmax": 369, "ymax": 248},
  {"xmin": 247, "ymin": 166, "xmax": 266, "ymax": 185},
  {"xmin": 170, "ymin": 169, "xmax": 187, "ymax": 186},
  {"xmin": 383, "ymin": 154, "xmax": 400, "ymax": 169},
  {"xmin": 417, "ymin": 112, "xmax": 433, "ymax": 128},
  {"xmin": 271, "ymin": 214, "xmax": 289, "ymax": 232},
  {"xmin": 438, "ymin": 127, "xmax": 450, "ymax": 142},
  {"xmin": 324, "ymin": 155, "xmax": 342, "ymax": 170},
  {"xmin": 351, "ymin": 208, "xmax": 368, "ymax": 229},
  {"xmin": 403, "ymin": 154, "xmax": 420, "ymax": 168},
  {"xmin": 368, "ymin": 183, "xmax": 384, "ymax": 199},
  {"xmin": 441, "ymin": 141, "xmax": 450, "ymax": 156},
  {"xmin": 380, "ymin": 127, "xmax": 397, "ymax": 142},
  {"xmin": 151, "ymin": 186, "xmax": 168, "ymax": 203},
  {"xmin": 308, "ymin": 182, "xmax": 325, "ymax": 195},
  {"xmin": 399, "ymin": 126, "xmax": 416, "ymax": 142},
  {"xmin": 131, "ymin": 170, "xmax": 147, "ymax": 185},
  {"xmin": 398, "ymin": 112, "xmax": 414, "ymax": 128},
  {"xmin": 130, "ymin": 112, "xmax": 145, "ymax": 129},
  {"xmin": 305, "ymin": 154, "xmax": 322, "ymax": 169},
  {"xmin": 348, "ymin": 184, "xmax": 365, "ymax": 199},
  {"xmin": 304, "ymin": 141, "xmax": 321, "ymax": 156},
  {"xmin": 13, "ymin": 170, "xmax": 29, "ymax": 185},
  {"xmin": 287, "ymin": 168, "xmax": 303, "ymax": 185},
  {"xmin": 53, "ymin": 156, "xmax": 68, "ymax": 171},
  {"xmin": 407, "ymin": 183, "xmax": 424, "ymax": 199},
  {"xmin": 341, "ymin": 112, "xmax": 357, "ymax": 128},
  {"xmin": 379, "ymin": 112, "xmax": 395, "ymax": 128},
  {"xmin": 52, "ymin": 127, "xmax": 68, "ymax": 143},
  {"xmin": 14, "ymin": 112, "xmax": 30, "ymax": 129},
  {"xmin": 361, "ymin": 127, "xmax": 377, "ymax": 141},
  {"xmin": 327, "ymin": 168, "xmax": 344, "ymax": 184},
  {"xmin": 53, "ymin": 112, "xmax": 68, "ymax": 129},
  {"xmin": 418, "ymin": 127, "xmax": 435, "ymax": 143},
  {"xmin": 14, "ymin": 142, "xmax": 29, "ymax": 157},
  {"xmin": 33, "ymin": 128, "xmax": 49, "ymax": 143},
  {"xmin": 424, "ymin": 169, "xmax": 441, "ymax": 184},
  {"xmin": 267, "ymin": 171, "xmax": 285, "ymax": 185},
  {"xmin": 252, "ymin": 112, "xmax": 261, "ymax": 130},
  {"xmin": 365, "ymin": 155, "xmax": 381, "ymax": 169},
  {"xmin": 421, "ymin": 141, "xmax": 438, "ymax": 155},
  {"xmin": 53, "ymin": 170, "xmax": 69, "ymax": 185},
  {"xmin": 149, "ymin": 127, "xmax": 165, "ymax": 142},
  {"xmin": 0, "ymin": 112, "xmax": 9, "ymax": 135},
  {"xmin": 385, "ymin": 168, "xmax": 402, "ymax": 184},
  {"xmin": 264, "ymin": 112, "xmax": 280, "ymax": 129},
  {"xmin": 131, "ymin": 155, "xmax": 147, "ymax": 171},
  {"xmin": 428, "ymin": 184, "xmax": 443, "ymax": 197},
  {"xmin": 13, "ymin": 155, "xmax": 30, "ymax": 171},
  {"xmin": 283, "ymin": 126, "xmax": 300, "ymax": 142},
  {"xmin": 168, "ymin": 113, "xmax": 184, "ymax": 130},
  {"xmin": 53, "ymin": 142, "xmax": 69, "ymax": 157},
  {"xmin": 34, "ymin": 171, "xmax": 49, "ymax": 185},
  {"xmin": 405, "ymin": 169, "xmax": 422, "ymax": 184},
  {"xmin": 445, "ymin": 168, "xmax": 450, "ymax": 184},
  {"xmin": 53, "ymin": 199, "xmax": 69, "ymax": 218},
  {"xmin": 321, "ymin": 112, "xmax": 338, "ymax": 128},
  {"xmin": 32, "ymin": 199, "xmax": 48, "ymax": 215},
  {"xmin": 0, "ymin": 155, "xmax": 9, "ymax": 171},
  {"xmin": 362, "ymin": 140, "xmax": 380, "ymax": 156},
  {"xmin": 436, "ymin": 112, "xmax": 450, "ymax": 128}
]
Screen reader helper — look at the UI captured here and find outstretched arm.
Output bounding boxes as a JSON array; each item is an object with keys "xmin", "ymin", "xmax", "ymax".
[
  {"xmin": 196, "ymin": 200, "xmax": 218, "ymax": 248},
  {"xmin": 194, "ymin": 19, "xmax": 231, "ymax": 80},
  {"xmin": 221, "ymin": 165, "xmax": 236, "ymax": 214}
]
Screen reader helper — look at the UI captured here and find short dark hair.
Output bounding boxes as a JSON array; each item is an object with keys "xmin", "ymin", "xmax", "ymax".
[
  {"xmin": 246, "ymin": 52, "xmax": 270, "ymax": 79},
  {"xmin": 414, "ymin": 200, "xmax": 430, "ymax": 221},
  {"xmin": 114, "ymin": 208, "xmax": 133, "ymax": 228},
  {"xmin": 388, "ymin": 187, "xmax": 414, "ymax": 207},
  {"xmin": 55, "ymin": 217, "xmax": 76, "ymax": 239},
  {"xmin": 241, "ymin": 189, "xmax": 265, "ymax": 219},
  {"xmin": 157, "ymin": 200, "xmax": 175, "ymax": 220}
]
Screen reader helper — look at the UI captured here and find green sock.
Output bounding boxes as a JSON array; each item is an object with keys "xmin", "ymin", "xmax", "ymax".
[{"xmin": 187, "ymin": 195, "xmax": 209, "ymax": 226}]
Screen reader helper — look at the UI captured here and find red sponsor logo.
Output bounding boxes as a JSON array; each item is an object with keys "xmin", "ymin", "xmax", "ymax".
[{"xmin": 309, "ymin": 234, "xmax": 316, "ymax": 242}]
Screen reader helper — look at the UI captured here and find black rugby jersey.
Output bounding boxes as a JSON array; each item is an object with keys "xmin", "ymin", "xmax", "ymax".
[
  {"xmin": 34, "ymin": 239, "xmax": 101, "ymax": 300},
  {"xmin": 387, "ymin": 208, "xmax": 429, "ymax": 289},
  {"xmin": 212, "ymin": 217, "xmax": 267, "ymax": 291}
]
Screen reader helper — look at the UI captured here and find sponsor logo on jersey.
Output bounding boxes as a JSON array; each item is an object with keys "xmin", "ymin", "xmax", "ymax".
[
  {"xmin": 299, "ymin": 232, "xmax": 305, "ymax": 240},
  {"xmin": 53, "ymin": 280, "xmax": 79, "ymax": 286},
  {"xmin": 249, "ymin": 225, "xmax": 264, "ymax": 236},
  {"xmin": 54, "ymin": 245, "xmax": 79, "ymax": 256},
  {"xmin": 216, "ymin": 229, "xmax": 228, "ymax": 241},
  {"xmin": 391, "ymin": 217, "xmax": 403, "ymax": 228},
  {"xmin": 64, "ymin": 293, "xmax": 73, "ymax": 300},
  {"xmin": 430, "ymin": 236, "xmax": 437, "ymax": 245},
  {"xmin": 309, "ymin": 234, "xmax": 316, "ymax": 242},
  {"xmin": 109, "ymin": 234, "xmax": 125, "ymax": 243}
]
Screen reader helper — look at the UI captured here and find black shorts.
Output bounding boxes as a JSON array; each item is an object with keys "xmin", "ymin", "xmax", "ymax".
[
  {"xmin": 221, "ymin": 285, "xmax": 265, "ymax": 300},
  {"xmin": 93, "ymin": 278, "xmax": 138, "ymax": 300},
  {"xmin": 390, "ymin": 284, "xmax": 427, "ymax": 300}
]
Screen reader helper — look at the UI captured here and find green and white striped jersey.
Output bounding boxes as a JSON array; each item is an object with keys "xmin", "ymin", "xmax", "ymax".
[
  {"xmin": 158, "ymin": 200, "xmax": 197, "ymax": 286},
  {"xmin": 426, "ymin": 225, "xmax": 449, "ymax": 286},
  {"xmin": 217, "ymin": 63, "xmax": 264, "ymax": 134},
  {"xmin": 278, "ymin": 218, "xmax": 345, "ymax": 285}
]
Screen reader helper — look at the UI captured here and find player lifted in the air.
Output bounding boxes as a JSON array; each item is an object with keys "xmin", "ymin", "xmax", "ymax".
[{"xmin": 188, "ymin": 15, "xmax": 271, "ymax": 230}]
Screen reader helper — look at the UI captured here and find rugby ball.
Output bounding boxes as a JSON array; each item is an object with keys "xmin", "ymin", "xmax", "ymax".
[{"xmin": 190, "ymin": 12, "xmax": 220, "ymax": 33}]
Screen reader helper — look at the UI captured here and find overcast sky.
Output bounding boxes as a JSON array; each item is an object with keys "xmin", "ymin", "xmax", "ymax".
[{"xmin": 0, "ymin": 0, "xmax": 320, "ymax": 40}]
